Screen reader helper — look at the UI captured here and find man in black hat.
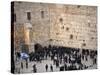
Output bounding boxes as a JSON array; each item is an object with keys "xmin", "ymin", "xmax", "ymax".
[
  {"xmin": 50, "ymin": 64, "xmax": 53, "ymax": 72},
  {"xmin": 45, "ymin": 64, "xmax": 48, "ymax": 72}
]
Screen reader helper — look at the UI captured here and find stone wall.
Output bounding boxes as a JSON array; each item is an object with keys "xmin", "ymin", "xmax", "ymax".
[{"xmin": 13, "ymin": 1, "xmax": 97, "ymax": 53}]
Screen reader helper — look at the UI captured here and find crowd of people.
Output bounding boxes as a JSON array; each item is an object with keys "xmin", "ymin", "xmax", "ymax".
[
  {"xmin": 28, "ymin": 44, "xmax": 97, "ymax": 72},
  {"xmin": 16, "ymin": 44, "xmax": 97, "ymax": 73}
]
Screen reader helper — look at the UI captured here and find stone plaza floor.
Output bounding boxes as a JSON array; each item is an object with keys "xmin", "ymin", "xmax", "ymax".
[{"xmin": 14, "ymin": 55, "xmax": 97, "ymax": 74}]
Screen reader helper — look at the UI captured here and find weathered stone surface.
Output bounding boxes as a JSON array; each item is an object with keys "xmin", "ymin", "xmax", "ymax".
[{"xmin": 14, "ymin": 2, "xmax": 97, "ymax": 53}]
